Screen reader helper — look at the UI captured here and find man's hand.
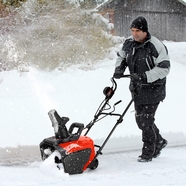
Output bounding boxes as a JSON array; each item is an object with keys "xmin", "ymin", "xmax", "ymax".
[
  {"xmin": 113, "ymin": 66, "xmax": 124, "ymax": 79},
  {"xmin": 132, "ymin": 73, "xmax": 147, "ymax": 82}
]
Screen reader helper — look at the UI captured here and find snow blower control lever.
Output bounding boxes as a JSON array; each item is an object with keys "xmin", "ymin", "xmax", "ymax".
[
  {"xmin": 39, "ymin": 75, "xmax": 134, "ymax": 174},
  {"xmin": 84, "ymin": 75, "xmax": 131, "ymax": 135}
]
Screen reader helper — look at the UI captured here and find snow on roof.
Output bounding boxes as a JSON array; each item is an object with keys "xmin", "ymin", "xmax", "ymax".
[
  {"xmin": 178, "ymin": 0, "xmax": 186, "ymax": 6},
  {"xmin": 98, "ymin": 0, "xmax": 186, "ymax": 8}
]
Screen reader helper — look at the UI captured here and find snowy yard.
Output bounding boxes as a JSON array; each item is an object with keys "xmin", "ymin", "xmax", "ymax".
[{"xmin": 0, "ymin": 41, "xmax": 186, "ymax": 185}]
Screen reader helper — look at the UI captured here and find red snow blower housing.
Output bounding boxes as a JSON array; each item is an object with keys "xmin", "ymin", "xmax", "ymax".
[{"xmin": 39, "ymin": 76, "xmax": 133, "ymax": 174}]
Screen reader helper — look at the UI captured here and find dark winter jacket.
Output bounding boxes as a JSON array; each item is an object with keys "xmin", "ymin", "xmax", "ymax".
[{"xmin": 115, "ymin": 32, "xmax": 170, "ymax": 105}]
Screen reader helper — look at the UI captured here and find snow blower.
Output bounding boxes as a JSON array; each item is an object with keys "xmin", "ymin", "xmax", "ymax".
[{"xmin": 39, "ymin": 75, "xmax": 133, "ymax": 174}]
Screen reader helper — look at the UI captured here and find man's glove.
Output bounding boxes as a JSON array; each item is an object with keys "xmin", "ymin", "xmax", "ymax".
[
  {"xmin": 113, "ymin": 66, "xmax": 124, "ymax": 79},
  {"xmin": 130, "ymin": 73, "xmax": 147, "ymax": 96},
  {"xmin": 132, "ymin": 73, "xmax": 147, "ymax": 83}
]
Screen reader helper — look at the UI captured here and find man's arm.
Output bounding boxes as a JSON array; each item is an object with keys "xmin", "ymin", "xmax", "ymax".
[
  {"xmin": 115, "ymin": 50, "xmax": 126, "ymax": 67},
  {"xmin": 113, "ymin": 50, "xmax": 128, "ymax": 79},
  {"xmin": 145, "ymin": 37, "xmax": 170, "ymax": 83}
]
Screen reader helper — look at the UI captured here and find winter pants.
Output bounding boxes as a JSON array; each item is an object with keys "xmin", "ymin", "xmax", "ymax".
[{"xmin": 134, "ymin": 102, "xmax": 163, "ymax": 155}]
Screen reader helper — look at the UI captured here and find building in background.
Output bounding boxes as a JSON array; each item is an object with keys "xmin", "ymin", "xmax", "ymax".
[{"xmin": 98, "ymin": 0, "xmax": 186, "ymax": 41}]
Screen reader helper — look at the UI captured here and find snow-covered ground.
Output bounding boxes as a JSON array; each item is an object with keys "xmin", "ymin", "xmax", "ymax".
[
  {"xmin": 0, "ymin": 41, "xmax": 186, "ymax": 185},
  {"xmin": 1, "ymin": 146, "xmax": 186, "ymax": 186}
]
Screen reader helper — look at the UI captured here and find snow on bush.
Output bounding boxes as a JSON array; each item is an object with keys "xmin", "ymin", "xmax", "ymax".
[{"xmin": 0, "ymin": 0, "xmax": 122, "ymax": 71}]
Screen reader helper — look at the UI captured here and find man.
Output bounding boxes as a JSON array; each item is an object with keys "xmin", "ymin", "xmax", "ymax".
[{"xmin": 113, "ymin": 16, "xmax": 170, "ymax": 162}]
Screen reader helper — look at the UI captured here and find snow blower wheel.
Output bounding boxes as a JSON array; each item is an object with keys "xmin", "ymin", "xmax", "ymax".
[{"xmin": 88, "ymin": 158, "xmax": 99, "ymax": 170}]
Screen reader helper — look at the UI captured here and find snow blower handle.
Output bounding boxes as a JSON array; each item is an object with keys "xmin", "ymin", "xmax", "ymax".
[
  {"xmin": 68, "ymin": 123, "xmax": 84, "ymax": 140},
  {"xmin": 121, "ymin": 74, "xmax": 131, "ymax": 78},
  {"xmin": 103, "ymin": 77, "xmax": 119, "ymax": 99}
]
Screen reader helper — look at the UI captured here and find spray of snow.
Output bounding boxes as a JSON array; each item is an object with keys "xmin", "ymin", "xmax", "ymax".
[{"xmin": 40, "ymin": 150, "xmax": 69, "ymax": 179}]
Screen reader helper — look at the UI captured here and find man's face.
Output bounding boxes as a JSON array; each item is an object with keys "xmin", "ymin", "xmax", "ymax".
[{"xmin": 131, "ymin": 28, "xmax": 147, "ymax": 43}]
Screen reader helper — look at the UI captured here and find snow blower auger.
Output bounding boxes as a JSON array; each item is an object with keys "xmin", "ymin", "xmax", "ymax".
[{"xmin": 39, "ymin": 75, "xmax": 134, "ymax": 175}]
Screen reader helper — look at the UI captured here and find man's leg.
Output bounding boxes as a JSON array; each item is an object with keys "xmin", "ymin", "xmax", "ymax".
[{"xmin": 135, "ymin": 102, "xmax": 163, "ymax": 161}]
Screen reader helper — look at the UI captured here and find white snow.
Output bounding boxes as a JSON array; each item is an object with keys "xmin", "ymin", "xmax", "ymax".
[
  {"xmin": 0, "ymin": 41, "xmax": 186, "ymax": 185},
  {"xmin": 0, "ymin": 148, "xmax": 186, "ymax": 186}
]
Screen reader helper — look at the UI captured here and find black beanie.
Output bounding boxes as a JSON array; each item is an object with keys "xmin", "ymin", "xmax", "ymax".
[{"xmin": 130, "ymin": 16, "xmax": 148, "ymax": 32}]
